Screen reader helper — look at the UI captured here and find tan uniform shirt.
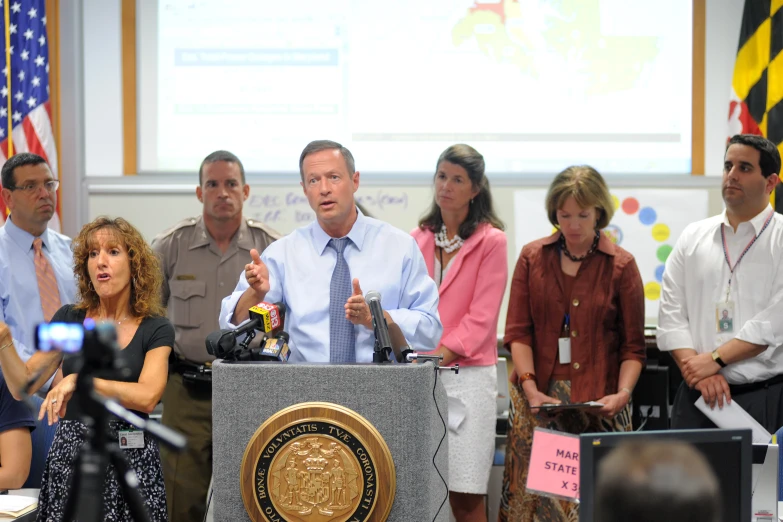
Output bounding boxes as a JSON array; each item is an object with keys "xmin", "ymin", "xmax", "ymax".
[{"xmin": 152, "ymin": 215, "xmax": 280, "ymax": 363}]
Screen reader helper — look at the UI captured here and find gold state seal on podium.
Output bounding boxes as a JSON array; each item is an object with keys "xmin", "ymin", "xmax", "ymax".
[{"xmin": 240, "ymin": 402, "xmax": 396, "ymax": 522}]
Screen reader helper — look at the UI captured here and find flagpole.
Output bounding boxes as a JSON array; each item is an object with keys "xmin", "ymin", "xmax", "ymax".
[{"xmin": 3, "ymin": 0, "xmax": 12, "ymax": 156}]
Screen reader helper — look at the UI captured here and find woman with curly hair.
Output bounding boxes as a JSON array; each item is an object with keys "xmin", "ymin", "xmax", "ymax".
[{"xmin": 0, "ymin": 216, "xmax": 173, "ymax": 521}]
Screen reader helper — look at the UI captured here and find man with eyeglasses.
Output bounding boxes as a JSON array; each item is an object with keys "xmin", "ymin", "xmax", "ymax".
[{"xmin": 0, "ymin": 153, "xmax": 77, "ymax": 390}]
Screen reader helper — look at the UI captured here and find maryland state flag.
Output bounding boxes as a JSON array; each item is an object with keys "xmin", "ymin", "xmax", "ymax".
[{"xmin": 728, "ymin": 1, "xmax": 783, "ymax": 211}]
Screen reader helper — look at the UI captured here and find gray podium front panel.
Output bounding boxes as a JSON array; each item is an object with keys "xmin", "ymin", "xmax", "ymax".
[{"xmin": 212, "ymin": 361, "xmax": 449, "ymax": 522}]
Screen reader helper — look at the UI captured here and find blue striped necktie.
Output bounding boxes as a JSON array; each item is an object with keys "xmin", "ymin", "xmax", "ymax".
[{"xmin": 328, "ymin": 238, "xmax": 356, "ymax": 363}]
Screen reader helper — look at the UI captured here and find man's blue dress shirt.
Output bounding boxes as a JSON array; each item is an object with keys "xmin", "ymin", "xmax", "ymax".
[
  {"xmin": 0, "ymin": 216, "xmax": 77, "ymax": 361},
  {"xmin": 220, "ymin": 211, "xmax": 442, "ymax": 362}
]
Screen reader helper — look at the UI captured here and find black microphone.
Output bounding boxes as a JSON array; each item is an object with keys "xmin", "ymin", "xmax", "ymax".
[
  {"xmin": 365, "ymin": 290, "xmax": 392, "ymax": 361},
  {"xmin": 205, "ymin": 329, "xmax": 237, "ymax": 358},
  {"xmin": 255, "ymin": 331, "xmax": 291, "ymax": 362}
]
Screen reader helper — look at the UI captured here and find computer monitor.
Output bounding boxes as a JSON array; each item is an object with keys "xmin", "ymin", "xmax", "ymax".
[{"xmin": 578, "ymin": 429, "xmax": 752, "ymax": 522}]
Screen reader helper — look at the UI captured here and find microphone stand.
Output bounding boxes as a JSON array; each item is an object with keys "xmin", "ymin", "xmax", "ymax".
[
  {"xmin": 372, "ymin": 338, "xmax": 392, "ymax": 363},
  {"xmin": 406, "ymin": 353, "xmax": 460, "ymax": 374}
]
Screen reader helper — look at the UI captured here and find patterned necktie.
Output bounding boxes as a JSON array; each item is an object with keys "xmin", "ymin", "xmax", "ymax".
[
  {"xmin": 328, "ymin": 238, "xmax": 356, "ymax": 363},
  {"xmin": 33, "ymin": 238, "xmax": 62, "ymax": 322}
]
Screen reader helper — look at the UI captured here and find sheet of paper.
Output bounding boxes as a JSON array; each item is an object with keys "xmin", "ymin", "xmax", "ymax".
[
  {"xmin": 694, "ymin": 396, "xmax": 772, "ymax": 443},
  {"xmin": 0, "ymin": 494, "xmax": 37, "ymax": 512},
  {"xmin": 447, "ymin": 396, "xmax": 466, "ymax": 433},
  {"xmin": 525, "ymin": 427, "xmax": 580, "ymax": 501}
]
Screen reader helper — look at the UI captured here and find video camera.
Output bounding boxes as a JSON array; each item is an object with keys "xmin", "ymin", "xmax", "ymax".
[{"xmin": 36, "ymin": 320, "xmax": 130, "ymax": 379}]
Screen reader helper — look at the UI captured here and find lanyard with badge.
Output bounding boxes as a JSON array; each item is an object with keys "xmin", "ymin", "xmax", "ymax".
[
  {"xmin": 717, "ymin": 210, "xmax": 774, "ymax": 333},
  {"xmin": 559, "ymin": 314, "xmax": 571, "ymax": 364}
]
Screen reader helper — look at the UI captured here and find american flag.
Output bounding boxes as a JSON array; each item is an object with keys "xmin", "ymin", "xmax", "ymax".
[{"xmin": 0, "ymin": 0, "xmax": 59, "ymax": 230}]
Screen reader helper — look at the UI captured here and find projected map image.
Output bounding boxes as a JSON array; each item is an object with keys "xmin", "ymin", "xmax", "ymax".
[
  {"xmin": 140, "ymin": 0, "xmax": 692, "ymax": 174},
  {"xmin": 452, "ymin": 0, "xmax": 659, "ymax": 95}
]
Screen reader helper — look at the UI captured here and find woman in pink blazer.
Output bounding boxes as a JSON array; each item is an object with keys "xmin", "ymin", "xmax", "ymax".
[{"xmin": 412, "ymin": 144, "xmax": 508, "ymax": 522}]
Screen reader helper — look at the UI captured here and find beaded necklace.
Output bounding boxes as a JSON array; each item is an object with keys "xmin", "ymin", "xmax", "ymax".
[
  {"xmin": 560, "ymin": 232, "xmax": 599, "ymax": 262},
  {"xmin": 434, "ymin": 224, "xmax": 464, "ymax": 254}
]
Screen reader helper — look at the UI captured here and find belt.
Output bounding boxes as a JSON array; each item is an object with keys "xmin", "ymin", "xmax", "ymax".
[
  {"xmin": 728, "ymin": 373, "xmax": 783, "ymax": 395},
  {"xmin": 171, "ymin": 357, "xmax": 212, "ymax": 386}
]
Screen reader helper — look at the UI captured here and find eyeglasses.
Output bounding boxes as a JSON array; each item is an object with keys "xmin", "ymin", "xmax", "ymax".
[{"xmin": 8, "ymin": 180, "xmax": 60, "ymax": 194}]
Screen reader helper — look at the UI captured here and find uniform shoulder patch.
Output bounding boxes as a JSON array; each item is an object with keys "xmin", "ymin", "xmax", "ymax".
[
  {"xmin": 246, "ymin": 219, "xmax": 283, "ymax": 241},
  {"xmin": 152, "ymin": 216, "xmax": 199, "ymax": 245}
]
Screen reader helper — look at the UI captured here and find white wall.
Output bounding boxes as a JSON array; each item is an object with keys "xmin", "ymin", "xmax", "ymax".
[
  {"xmin": 704, "ymin": 0, "xmax": 745, "ymax": 176},
  {"xmin": 83, "ymin": 0, "xmax": 123, "ymax": 177}
]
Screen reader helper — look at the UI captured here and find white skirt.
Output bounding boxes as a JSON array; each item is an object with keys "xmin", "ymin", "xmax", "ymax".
[{"xmin": 440, "ymin": 363, "xmax": 498, "ymax": 494}]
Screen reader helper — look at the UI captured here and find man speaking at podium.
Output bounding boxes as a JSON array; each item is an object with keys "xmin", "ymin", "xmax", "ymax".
[{"xmin": 220, "ymin": 140, "xmax": 442, "ymax": 362}]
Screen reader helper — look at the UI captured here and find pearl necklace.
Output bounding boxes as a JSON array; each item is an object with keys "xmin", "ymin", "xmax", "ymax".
[{"xmin": 434, "ymin": 224, "xmax": 464, "ymax": 254}]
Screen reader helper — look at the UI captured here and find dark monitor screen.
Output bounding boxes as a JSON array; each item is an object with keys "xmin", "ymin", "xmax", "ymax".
[{"xmin": 578, "ymin": 429, "xmax": 751, "ymax": 522}]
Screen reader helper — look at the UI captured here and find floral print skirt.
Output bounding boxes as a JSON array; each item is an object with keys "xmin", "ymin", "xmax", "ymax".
[{"xmin": 37, "ymin": 419, "xmax": 167, "ymax": 522}]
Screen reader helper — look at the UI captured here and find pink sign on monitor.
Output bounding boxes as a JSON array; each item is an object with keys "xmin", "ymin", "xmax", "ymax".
[{"xmin": 525, "ymin": 427, "xmax": 580, "ymax": 501}]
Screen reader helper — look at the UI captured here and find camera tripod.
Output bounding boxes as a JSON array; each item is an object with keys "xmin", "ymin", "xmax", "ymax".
[{"xmin": 59, "ymin": 372, "xmax": 186, "ymax": 521}]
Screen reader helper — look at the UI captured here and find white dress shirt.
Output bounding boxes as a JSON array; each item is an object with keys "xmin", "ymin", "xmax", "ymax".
[
  {"xmin": 657, "ymin": 204, "xmax": 783, "ymax": 384},
  {"xmin": 220, "ymin": 210, "xmax": 442, "ymax": 363}
]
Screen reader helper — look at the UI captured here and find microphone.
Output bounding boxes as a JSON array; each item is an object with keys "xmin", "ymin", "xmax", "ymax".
[
  {"xmin": 248, "ymin": 302, "xmax": 286, "ymax": 335},
  {"xmin": 365, "ymin": 290, "xmax": 392, "ymax": 361},
  {"xmin": 206, "ymin": 302, "xmax": 286, "ymax": 359},
  {"xmin": 256, "ymin": 331, "xmax": 291, "ymax": 362},
  {"xmin": 205, "ymin": 329, "xmax": 239, "ymax": 359}
]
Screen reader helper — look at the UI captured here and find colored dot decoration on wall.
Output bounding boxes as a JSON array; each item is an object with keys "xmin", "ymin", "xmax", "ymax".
[
  {"xmin": 651, "ymin": 223, "xmax": 670, "ymax": 242},
  {"xmin": 644, "ymin": 281, "xmax": 662, "ymax": 300},
  {"xmin": 656, "ymin": 244, "xmax": 673, "ymax": 263},
  {"xmin": 638, "ymin": 207, "xmax": 657, "ymax": 225},
  {"xmin": 621, "ymin": 197, "xmax": 639, "ymax": 214},
  {"xmin": 611, "ymin": 195, "xmax": 675, "ymax": 301},
  {"xmin": 603, "ymin": 224, "xmax": 623, "ymax": 245}
]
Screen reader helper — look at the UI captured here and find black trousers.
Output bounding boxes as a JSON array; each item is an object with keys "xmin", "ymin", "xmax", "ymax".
[{"xmin": 671, "ymin": 375, "xmax": 783, "ymax": 434}]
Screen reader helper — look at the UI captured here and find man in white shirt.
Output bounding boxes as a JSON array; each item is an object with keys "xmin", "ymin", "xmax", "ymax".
[{"xmin": 657, "ymin": 134, "xmax": 783, "ymax": 432}]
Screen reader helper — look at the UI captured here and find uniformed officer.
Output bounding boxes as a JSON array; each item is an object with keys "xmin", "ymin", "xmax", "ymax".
[{"xmin": 152, "ymin": 150, "xmax": 279, "ymax": 522}]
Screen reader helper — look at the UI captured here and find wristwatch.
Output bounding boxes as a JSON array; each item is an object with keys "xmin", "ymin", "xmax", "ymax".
[{"xmin": 711, "ymin": 349, "xmax": 727, "ymax": 368}]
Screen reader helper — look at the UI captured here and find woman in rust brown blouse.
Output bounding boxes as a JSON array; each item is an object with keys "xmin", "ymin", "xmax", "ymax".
[{"xmin": 498, "ymin": 166, "xmax": 645, "ymax": 522}]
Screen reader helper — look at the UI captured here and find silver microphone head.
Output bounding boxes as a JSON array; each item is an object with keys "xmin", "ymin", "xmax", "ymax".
[{"xmin": 364, "ymin": 290, "xmax": 382, "ymax": 303}]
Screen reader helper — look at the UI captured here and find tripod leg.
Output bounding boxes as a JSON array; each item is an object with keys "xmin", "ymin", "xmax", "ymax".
[
  {"xmin": 107, "ymin": 443, "xmax": 152, "ymax": 522},
  {"xmin": 63, "ymin": 442, "xmax": 107, "ymax": 522}
]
